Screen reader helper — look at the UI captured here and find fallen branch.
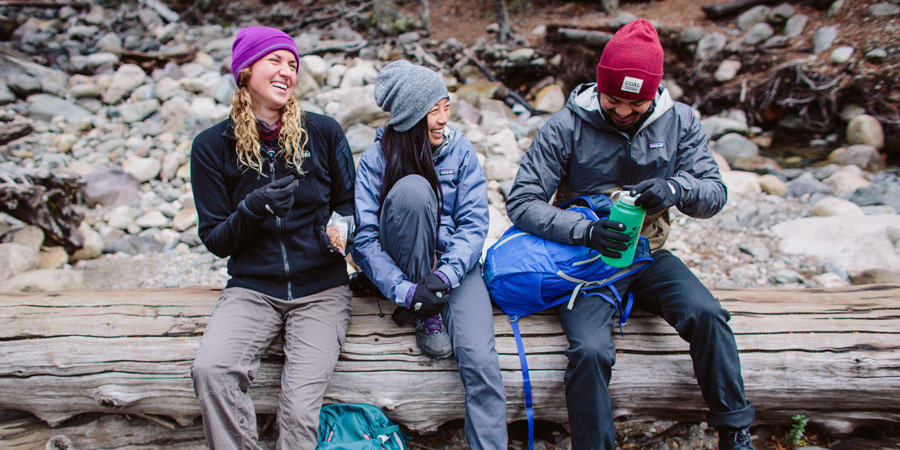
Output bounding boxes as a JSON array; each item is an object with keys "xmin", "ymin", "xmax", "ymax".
[
  {"xmin": 0, "ymin": 164, "xmax": 84, "ymax": 252},
  {"xmin": 463, "ymin": 49, "xmax": 538, "ymax": 115},
  {"xmin": 702, "ymin": 0, "xmax": 782, "ymax": 20}
]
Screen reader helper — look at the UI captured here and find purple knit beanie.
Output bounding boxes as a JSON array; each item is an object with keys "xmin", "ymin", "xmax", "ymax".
[{"xmin": 231, "ymin": 26, "xmax": 300, "ymax": 86}]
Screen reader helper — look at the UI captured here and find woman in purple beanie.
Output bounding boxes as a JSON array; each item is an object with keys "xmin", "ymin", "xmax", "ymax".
[{"xmin": 189, "ymin": 26, "xmax": 355, "ymax": 449}]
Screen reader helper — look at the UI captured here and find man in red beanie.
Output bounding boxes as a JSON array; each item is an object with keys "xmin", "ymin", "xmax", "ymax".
[{"xmin": 506, "ymin": 19, "xmax": 754, "ymax": 450}]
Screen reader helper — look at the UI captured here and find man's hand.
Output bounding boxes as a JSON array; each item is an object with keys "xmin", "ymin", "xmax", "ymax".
[
  {"xmin": 583, "ymin": 219, "xmax": 629, "ymax": 259},
  {"xmin": 243, "ymin": 175, "xmax": 298, "ymax": 217},
  {"xmin": 625, "ymin": 178, "xmax": 682, "ymax": 215}
]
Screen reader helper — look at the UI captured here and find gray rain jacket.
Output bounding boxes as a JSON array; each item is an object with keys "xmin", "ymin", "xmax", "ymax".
[
  {"xmin": 506, "ymin": 83, "xmax": 726, "ymax": 251},
  {"xmin": 352, "ymin": 126, "xmax": 489, "ymax": 305}
]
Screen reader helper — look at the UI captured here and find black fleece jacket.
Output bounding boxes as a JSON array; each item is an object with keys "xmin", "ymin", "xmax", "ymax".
[{"xmin": 190, "ymin": 112, "xmax": 355, "ymax": 300}]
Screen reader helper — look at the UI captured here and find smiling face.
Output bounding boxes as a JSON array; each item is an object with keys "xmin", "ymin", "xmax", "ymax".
[
  {"xmin": 599, "ymin": 92, "xmax": 652, "ymax": 130},
  {"xmin": 426, "ymin": 97, "xmax": 450, "ymax": 146},
  {"xmin": 246, "ymin": 49, "xmax": 297, "ymax": 123}
]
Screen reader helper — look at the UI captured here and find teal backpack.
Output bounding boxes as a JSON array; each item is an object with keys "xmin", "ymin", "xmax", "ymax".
[{"xmin": 317, "ymin": 403, "xmax": 408, "ymax": 450}]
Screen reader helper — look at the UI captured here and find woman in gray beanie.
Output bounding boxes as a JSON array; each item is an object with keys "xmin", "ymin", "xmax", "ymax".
[{"xmin": 351, "ymin": 60, "xmax": 509, "ymax": 449}]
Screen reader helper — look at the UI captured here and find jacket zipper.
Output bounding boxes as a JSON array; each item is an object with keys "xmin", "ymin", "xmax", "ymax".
[{"xmin": 267, "ymin": 147, "xmax": 293, "ymax": 300}]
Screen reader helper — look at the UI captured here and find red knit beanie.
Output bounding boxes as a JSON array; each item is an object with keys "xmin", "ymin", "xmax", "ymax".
[{"xmin": 596, "ymin": 19, "xmax": 664, "ymax": 100}]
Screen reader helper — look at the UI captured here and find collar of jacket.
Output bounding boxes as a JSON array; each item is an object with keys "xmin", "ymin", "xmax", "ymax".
[{"xmin": 568, "ymin": 83, "xmax": 675, "ymax": 137}]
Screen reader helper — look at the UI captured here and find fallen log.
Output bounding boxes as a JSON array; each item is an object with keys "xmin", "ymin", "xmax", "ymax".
[{"xmin": 0, "ymin": 285, "xmax": 898, "ymax": 438}]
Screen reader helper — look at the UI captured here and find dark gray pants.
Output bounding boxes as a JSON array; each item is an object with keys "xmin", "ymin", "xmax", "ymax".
[
  {"xmin": 558, "ymin": 250, "xmax": 754, "ymax": 449},
  {"xmin": 380, "ymin": 175, "xmax": 508, "ymax": 450},
  {"xmin": 192, "ymin": 285, "xmax": 352, "ymax": 450}
]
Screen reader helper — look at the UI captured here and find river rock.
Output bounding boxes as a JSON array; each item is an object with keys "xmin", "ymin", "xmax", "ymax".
[
  {"xmin": 865, "ymin": 48, "xmax": 888, "ymax": 63},
  {"xmin": 102, "ymin": 64, "xmax": 147, "ymax": 104},
  {"xmin": 82, "ymin": 166, "xmax": 141, "ymax": 207},
  {"xmin": 742, "ymin": 22, "xmax": 774, "ymax": 46},
  {"xmin": 330, "ymin": 85, "xmax": 387, "ymax": 129},
  {"xmin": 700, "ymin": 116, "xmax": 748, "ymax": 139},
  {"xmin": 339, "ymin": 64, "xmax": 377, "ymax": 89},
  {"xmin": 846, "ymin": 114, "xmax": 884, "ymax": 149},
  {"xmin": 713, "ymin": 133, "xmax": 759, "ymax": 165},
  {"xmin": 155, "ymin": 77, "xmax": 181, "ymax": 102},
  {"xmin": 772, "ymin": 215, "xmax": 900, "ymax": 274},
  {"xmin": 759, "ymin": 174, "xmax": 788, "ymax": 197},
  {"xmin": 769, "ymin": 3, "xmax": 795, "ymax": 23},
  {"xmin": 487, "ymin": 128, "xmax": 521, "ymax": 162},
  {"xmin": 680, "ymin": 27, "xmax": 703, "ymax": 45},
  {"xmin": 0, "ymin": 243, "xmax": 41, "ymax": 282},
  {"xmin": 737, "ymin": 5, "xmax": 771, "ymax": 31},
  {"xmin": 106, "ymin": 235, "xmax": 164, "ymax": 255},
  {"xmin": 39, "ymin": 246, "xmax": 69, "ymax": 270},
  {"xmin": 11, "ymin": 225, "xmax": 44, "ymax": 251},
  {"xmin": 721, "ymin": 170, "xmax": 761, "ymax": 196},
  {"xmin": 171, "ymin": 207, "xmax": 198, "ymax": 232},
  {"xmin": 869, "ymin": 2, "xmax": 900, "ymax": 17},
  {"xmin": 0, "ymin": 269, "xmax": 85, "ymax": 292},
  {"xmin": 300, "ymin": 55, "xmax": 328, "ymax": 84},
  {"xmin": 823, "ymin": 165, "xmax": 870, "ymax": 196},
  {"xmin": 809, "ymin": 272, "xmax": 848, "ymax": 288},
  {"xmin": 829, "ymin": 46, "xmax": 854, "ymax": 64},
  {"xmin": 161, "ymin": 96, "xmax": 190, "ymax": 133},
  {"xmin": 71, "ymin": 222, "xmax": 104, "ymax": 262},
  {"xmin": 852, "ymin": 269, "xmax": 900, "ymax": 285},
  {"xmin": 534, "ymin": 84, "xmax": 565, "ymax": 113},
  {"xmin": 812, "ymin": 26, "xmax": 838, "ymax": 55},
  {"xmin": 508, "ymin": 48, "xmax": 535, "ymax": 62},
  {"xmin": 786, "ymin": 172, "xmax": 832, "ymax": 198},
  {"xmin": 483, "ymin": 156, "xmax": 519, "ymax": 182},
  {"xmin": 25, "ymin": 94, "xmax": 92, "ymax": 122},
  {"xmin": 714, "ymin": 60, "xmax": 741, "ymax": 82},
  {"xmin": 0, "ymin": 81, "xmax": 14, "ymax": 104},
  {"xmin": 119, "ymin": 99, "xmax": 160, "ymax": 123},
  {"xmin": 695, "ymin": 32, "xmax": 727, "ymax": 60},
  {"xmin": 344, "ymin": 123, "xmax": 377, "ymax": 154},
  {"xmin": 122, "ymin": 156, "xmax": 161, "ymax": 182},
  {"xmin": 811, "ymin": 196, "xmax": 865, "ymax": 216},
  {"xmin": 784, "ymin": 14, "xmax": 808, "ymax": 38},
  {"xmin": 827, "ymin": 145, "xmax": 885, "ymax": 171},
  {"xmin": 849, "ymin": 181, "xmax": 900, "ymax": 212},
  {"xmin": 135, "ymin": 210, "xmax": 169, "ymax": 228}
]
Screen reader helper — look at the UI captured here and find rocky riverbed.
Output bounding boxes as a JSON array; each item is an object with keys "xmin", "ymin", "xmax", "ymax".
[{"xmin": 1, "ymin": 1, "xmax": 899, "ymax": 449}]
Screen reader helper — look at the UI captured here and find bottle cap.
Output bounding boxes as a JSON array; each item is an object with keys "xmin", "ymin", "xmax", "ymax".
[{"xmin": 612, "ymin": 190, "xmax": 639, "ymax": 206}]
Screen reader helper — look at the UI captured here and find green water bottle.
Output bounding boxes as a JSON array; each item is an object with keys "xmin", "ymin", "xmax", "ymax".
[{"xmin": 601, "ymin": 191, "xmax": 646, "ymax": 268}]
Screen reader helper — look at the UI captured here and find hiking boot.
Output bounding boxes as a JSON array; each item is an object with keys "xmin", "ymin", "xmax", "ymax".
[
  {"xmin": 719, "ymin": 426, "xmax": 753, "ymax": 450},
  {"xmin": 414, "ymin": 314, "xmax": 453, "ymax": 360},
  {"xmin": 349, "ymin": 271, "xmax": 384, "ymax": 299}
]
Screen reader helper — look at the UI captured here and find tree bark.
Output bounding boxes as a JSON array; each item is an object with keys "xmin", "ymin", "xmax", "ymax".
[{"xmin": 1, "ymin": 285, "xmax": 899, "ymax": 438}]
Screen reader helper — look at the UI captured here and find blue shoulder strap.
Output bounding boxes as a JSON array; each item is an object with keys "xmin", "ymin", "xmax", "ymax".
[{"xmin": 509, "ymin": 315, "xmax": 534, "ymax": 450}]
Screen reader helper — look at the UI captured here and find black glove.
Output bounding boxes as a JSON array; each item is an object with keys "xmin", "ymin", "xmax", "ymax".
[
  {"xmin": 625, "ymin": 178, "xmax": 682, "ymax": 215},
  {"xmin": 582, "ymin": 219, "xmax": 629, "ymax": 259},
  {"xmin": 408, "ymin": 273, "xmax": 450, "ymax": 316},
  {"xmin": 243, "ymin": 175, "xmax": 298, "ymax": 217}
]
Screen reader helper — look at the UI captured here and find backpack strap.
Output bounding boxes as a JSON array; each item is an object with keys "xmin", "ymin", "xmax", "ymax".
[{"xmin": 509, "ymin": 315, "xmax": 535, "ymax": 450}]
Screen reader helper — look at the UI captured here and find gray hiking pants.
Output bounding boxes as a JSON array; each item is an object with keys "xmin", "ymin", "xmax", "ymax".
[
  {"xmin": 191, "ymin": 285, "xmax": 352, "ymax": 450},
  {"xmin": 380, "ymin": 175, "xmax": 508, "ymax": 450}
]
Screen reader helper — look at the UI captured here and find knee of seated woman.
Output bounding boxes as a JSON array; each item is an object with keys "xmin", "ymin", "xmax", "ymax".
[{"xmin": 385, "ymin": 174, "xmax": 437, "ymax": 205}]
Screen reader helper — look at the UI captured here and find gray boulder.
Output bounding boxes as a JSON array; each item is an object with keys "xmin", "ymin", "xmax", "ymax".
[
  {"xmin": 0, "ymin": 243, "xmax": 41, "ymax": 281},
  {"xmin": 849, "ymin": 181, "xmax": 900, "ymax": 213},
  {"xmin": 736, "ymin": 5, "xmax": 771, "ymax": 31},
  {"xmin": 869, "ymin": 2, "xmax": 900, "ymax": 17},
  {"xmin": 783, "ymin": 14, "xmax": 808, "ymax": 38},
  {"xmin": 701, "ymin": 116, "xmax": 749, "ymax": 139},
  {"xmin": 82, "ymin": 166, "xmax": 141, "ymax": 207},
  {"xmin": 713, "ymin": 133, "xmax": 759, "ymax": 165},
  {"xmin": 695, "ymin": 32, "xmax": 727, "ymax": 60},
  {"xmin": 786, "ymin": 172, "xmax": 832, "ymax": 198},
  {"xmin": 812, "ymin": 26, "xmax": 838, "ymax": 55},
  {"xmin": 25, "ymin": 94, "xmax": 93, "ymax": 122},
  {"xmin": 743, "ymin": 22, "xmax": 774, "ymax": 46},
  {"xmin": 102, "ymin": 64, "xmax": 147, "ymax": 104}
]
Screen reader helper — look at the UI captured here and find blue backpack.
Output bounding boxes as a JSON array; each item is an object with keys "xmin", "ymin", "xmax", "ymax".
[
  {"xmin": 317, "ymin": 403, "xmax": 408, "ymax": 450},
  {"xmin": 482, "ymin": 194, "xmax": 653, "ymax": 450}
]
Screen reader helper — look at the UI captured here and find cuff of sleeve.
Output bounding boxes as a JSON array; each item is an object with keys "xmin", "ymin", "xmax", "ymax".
[
  {"xmin": 570, "ymin": 220, "xmax": 591, "ymax": 245},
  {"xmin": 237, "ymin": 199, "xmax": 267, "ymax": 221},
  {"xmin": 433, "ymin": 270, "xmax": 450, "ymax": 286},
  {"xmin": 396, "ymin": 280, "xmax": 415, "ymax": 307},
  {"xmin": 436, "ymin": 265, "xmax": 460, "ymax": 289}
]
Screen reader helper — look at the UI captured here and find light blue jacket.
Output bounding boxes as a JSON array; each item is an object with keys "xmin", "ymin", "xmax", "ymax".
[{"xmin": 352, "ymin": 126, "xmax": 489, "ymax": 305}]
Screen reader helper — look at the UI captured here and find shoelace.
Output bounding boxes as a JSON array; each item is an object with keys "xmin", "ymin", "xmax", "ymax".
[{"xmin": 423, "ymin": 314, "xmax": 445, "ymax": 335}]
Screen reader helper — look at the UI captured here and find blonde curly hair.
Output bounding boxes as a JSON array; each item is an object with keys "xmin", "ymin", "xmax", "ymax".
[{"xmin": 231, "ymin": 67, "xmax": 309, "ymax": 175}]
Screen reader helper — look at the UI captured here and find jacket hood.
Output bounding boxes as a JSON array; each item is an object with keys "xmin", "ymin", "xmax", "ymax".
[{"xmin": 566, "ymin": 82, "xmax": 675, "ymax": 136}]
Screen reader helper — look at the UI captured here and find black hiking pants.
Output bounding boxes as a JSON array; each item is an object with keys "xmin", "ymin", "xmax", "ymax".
[{"xmin": 557, "ymin": 249, "xmax": 754, "ymax": 449}]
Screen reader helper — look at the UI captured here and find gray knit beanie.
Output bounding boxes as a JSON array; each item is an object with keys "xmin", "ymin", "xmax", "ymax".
[{"xmin": 374, "ymin": 60, "xmax": 449, "ymax": 132}]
